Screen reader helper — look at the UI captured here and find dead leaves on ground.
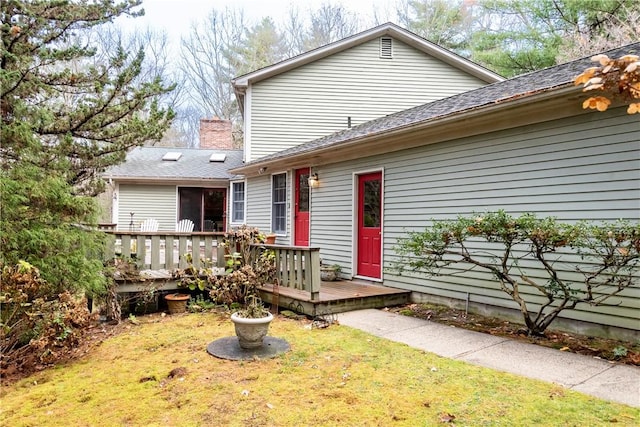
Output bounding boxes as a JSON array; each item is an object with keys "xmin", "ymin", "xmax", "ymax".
[{"xmin": 439, "ymin": 412, "xmax": 456, "ymax": 423}]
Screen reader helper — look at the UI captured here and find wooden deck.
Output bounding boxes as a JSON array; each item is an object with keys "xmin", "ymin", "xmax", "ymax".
[
  {"xmin": 105, "ymin": 231, "xmax": 409, "ymax": 317},
  {"xmin": 117, "ymin": 276, "xmax": 410, "ymax": 317},
  {"xmin": 258, "ymin": 279, "xmax": 410, "ymax": 316}
]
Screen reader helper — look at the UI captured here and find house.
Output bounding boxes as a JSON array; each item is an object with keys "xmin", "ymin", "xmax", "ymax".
[
  {"xmin": 231, "ymin": 22, "xmax": 502, "ymax": 246},
  {"xmin": 104, "ymin": 118, "xmax": 244, "ymax": 232},
  {"xmin": 231, "ymin": 22, "xmax": 640, "ymax": 338}
]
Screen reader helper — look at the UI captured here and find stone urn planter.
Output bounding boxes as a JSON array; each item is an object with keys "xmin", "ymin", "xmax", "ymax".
[
  {"xmin": 165, "ymin": 293, "xmax": 190, "ymax": 314},
  {"xmin": 320, "ymin": 264, "xmax": 341, "ymax": 281},
  {"xmin": 231, "ymin": 312, "xmax": 274, "ymax": 349}
]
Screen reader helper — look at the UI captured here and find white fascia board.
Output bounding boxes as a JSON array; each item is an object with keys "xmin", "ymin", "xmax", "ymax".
[{"xmin": 231, "ymin": 23, "xmax": 503, "ymax": 90}]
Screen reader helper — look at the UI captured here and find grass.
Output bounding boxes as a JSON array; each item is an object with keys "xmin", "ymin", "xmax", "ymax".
[{"xmin": 1, "ymin": 312, "xmax": 638, "ymax": 426}]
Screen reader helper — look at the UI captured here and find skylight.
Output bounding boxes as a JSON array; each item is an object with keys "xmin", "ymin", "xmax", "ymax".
[
  {"xmin": 209, "ymin": 153, "xmax": 226, "ymax": 162},
  {"xmin": 162, "ymin": 152, "xmax": 182, "ymax": 161}
]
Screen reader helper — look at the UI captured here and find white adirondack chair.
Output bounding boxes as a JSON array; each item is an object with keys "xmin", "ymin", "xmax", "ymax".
[
  {"xmin": 176, "ymin": 219, "xmax": 194, "ymax": 233},
  {"xmin": 175, "ymin": 219, "xmax": 195, "ymax": 253},
  {"xmin": 140, "ymin": 218, "xmax": 159, "ymax": 232},
  {"xmin": 137, "ymin": 218, "xmax": 158, "ymax": 253}
]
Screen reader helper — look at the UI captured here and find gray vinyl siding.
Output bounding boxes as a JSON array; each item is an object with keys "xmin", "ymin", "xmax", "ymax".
[
  {"xmin": 117, "ymin": 184, "xmax": 176, "ymax": 231},
  {"xmin": 248, "ymin": 37, "xmax": 487, "ymax": 161},
  {"xmin": 309, "ymin": 107, "xmax": 639, "ymax": 330}
]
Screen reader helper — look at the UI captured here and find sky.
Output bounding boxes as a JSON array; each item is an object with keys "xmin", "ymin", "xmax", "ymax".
[{"xmin": 116, "ymin": 0, "xmax": 398, "ymax": 45}]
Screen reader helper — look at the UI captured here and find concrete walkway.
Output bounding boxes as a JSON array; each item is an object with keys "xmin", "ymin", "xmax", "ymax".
[{"xmin": 337, "ymin": 309, "xmax": 640, "ymax": 408}]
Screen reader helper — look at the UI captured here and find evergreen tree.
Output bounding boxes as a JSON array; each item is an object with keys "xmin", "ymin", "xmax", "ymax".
[
  {"xmin": 1, "ymin": 0, "xmax": 174, "ymax": 292},
  {"xmin": 469, "ymin": 0, "xmax": 638, "ymax": 77},
  {"xmin": 236, "ymin": 17, "xmax": 288, "ymax": 76},
  {"xmin": 396, "ymin": 0, "xmax": 476, "ymax": 53}
]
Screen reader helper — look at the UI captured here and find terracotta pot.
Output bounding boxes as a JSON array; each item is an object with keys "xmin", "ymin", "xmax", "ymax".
[
  {"xmin": 265, "ymin": 234, "xmax": 277, "ymax": 244},
  {"xmin": 165, "ymin": 293, "xmax": 190, "ymax": 314},
  {"xmin": 231, "ymin": 312, "xmax": 274, "ymax": 349}
]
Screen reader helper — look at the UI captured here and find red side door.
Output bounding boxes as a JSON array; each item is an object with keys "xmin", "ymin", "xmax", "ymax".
[
  {"xmin": 357, "ymin": 172, "xmax": 382, "ymax": 278},
  {"xmin": 294, "ymin": 168, "xmax": 310, "ymax": 246}
]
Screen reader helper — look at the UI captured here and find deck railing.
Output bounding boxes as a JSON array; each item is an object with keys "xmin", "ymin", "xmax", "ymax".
[
  {"xmin": 104, "ymin": 231, "xmax": 322, "ymax": 300},
  {"xmin": 254, "ymin": 244, "xmax": 321, "ymax": 301},
  {"xmin": 104, "ymin": 231, "xmax": 227, "ymax": 271}
]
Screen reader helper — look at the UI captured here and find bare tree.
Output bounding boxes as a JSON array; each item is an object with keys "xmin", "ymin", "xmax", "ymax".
[
  {"xmin": 305, "ymin": 4, "xmax": 362, "ymax": 50},
  {"xmin": 89, "ymin": 25, "xmax": 189, "ymax": 146},
  {"xmin": 281, "ymin": 3, "xmax": 361, "ymax": 56},
  {"xmin": 281, "ymin": 7, "xmax": 308, "ymax": 57},
  {"xmin": 557, "ymin": 3, "xmax": 640, "ymax": 63},
  {"xmin": 179, "ymin": 8, "xmax": 247, "ymax": 127}
]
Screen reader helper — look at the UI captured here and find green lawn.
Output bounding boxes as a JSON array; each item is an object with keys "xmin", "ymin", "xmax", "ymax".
[{"xmin": 1, "ymin": 312, "xmax": 638, "ymax": 426}]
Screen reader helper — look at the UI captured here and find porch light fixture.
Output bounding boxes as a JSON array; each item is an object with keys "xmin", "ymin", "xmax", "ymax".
[{"xmin": 308, "ymin": 173, "xmax": 319, "ymax": 188}]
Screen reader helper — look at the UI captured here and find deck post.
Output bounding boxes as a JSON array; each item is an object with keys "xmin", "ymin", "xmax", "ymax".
[
  {"xmin": 165, "ymin": 235, "xmax": 175, "ymax": 269},
  {"xmin": 216, "ymin": 237, "xmax": 226, "ymax": 268},
  {"xmin": 150, "ymin": 235, "xmax": 161, "ymax": 270},
  {"xmin": 191, "ymin": 235, "xmax": 201, "ymax": 269},
  {"xmin": 136, "ymin": 235, "xmax": 146, "ymax": 268},
  {"xmin": 120, "ymin": 235, "xmax": 132, "ymax": 258},
  {"xmin": 177, "ymin": 236, "xmax": 188, "ymax": 268},
  {"xmin": 309, "ymin": 249, "xmax": 321, "ymax": 301}
]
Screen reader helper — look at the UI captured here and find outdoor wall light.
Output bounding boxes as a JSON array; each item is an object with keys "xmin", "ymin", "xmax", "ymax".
[{"xmin": 308, "ymin": 173, "xmax": 319, "ymax": 188}]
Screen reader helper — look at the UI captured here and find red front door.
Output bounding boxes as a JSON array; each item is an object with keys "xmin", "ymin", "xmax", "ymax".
[
  {"xmin": 357, "ymin": 172, "xmax": 382, "ymax": 278},
  {"xmin": 294, "ymin": 168, "xmax": 310, "ymax": 246}
]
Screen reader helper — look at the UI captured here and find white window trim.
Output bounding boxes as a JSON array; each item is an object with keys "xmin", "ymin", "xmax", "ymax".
[
  {"xmin": 270, "ymin": 171, "xmax": 288, "ymax": 236},
  {"xmin": 230, "ymin": 180, "xmax": 246, "ymax": 225}
]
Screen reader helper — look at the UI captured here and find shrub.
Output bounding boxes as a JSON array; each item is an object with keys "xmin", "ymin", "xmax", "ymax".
[
  {"xmin": 393, "ymin": 211, "xmax": 639, "ymax": 336},
  {"xmin": 172, "ymin": 226, "xmax": 276, "ymax": 307},
  {"xmin": 1, "ymin": 262, "xmax": 94, "ymax": 376}
]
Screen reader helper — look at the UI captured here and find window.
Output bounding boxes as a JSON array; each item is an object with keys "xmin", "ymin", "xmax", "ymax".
[
  {"xmin": 178, "ymin": 187, "xmax": 226, "ymax": 231},
  {"xmin": 363, "ymin": 179, "xmax": 381, "ymax": 227},
  {"xmin": 272, "ymin": 173, "xmax": 287, "ymax": 234},
  {"xmin": 231, "ymin": 181, "xmax": 245, "ymax": 223}
]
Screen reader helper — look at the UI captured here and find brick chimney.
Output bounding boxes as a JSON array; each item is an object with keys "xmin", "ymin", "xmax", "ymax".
[{"xmin": 199, "ymin": 118, "xmax": 233, "ymax": 149}]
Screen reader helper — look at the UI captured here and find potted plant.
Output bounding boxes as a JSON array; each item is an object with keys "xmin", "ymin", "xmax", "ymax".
[
  {"xmin": 164, "ymin": 293, "xmax": 190, "ymax": 314},
  {"xmin": 320, "ymin": 263, "xmax": 342, "ymax": 281},
  {"xmin": 206, "ymin": 227, "xmax": 279, "ymax": 348},
  {"xmin": 230, "ymin": 295, "xmax": 273, "ymax": 349}
]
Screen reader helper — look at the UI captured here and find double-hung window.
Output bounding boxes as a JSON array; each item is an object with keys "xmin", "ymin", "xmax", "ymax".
[
  {"xmin": 272, "ymin": 173, "xmax": 287, "ymax": 234},
  {"xmin": 231, "ymin": 181, "xmax": 245, "ymax": 223}
]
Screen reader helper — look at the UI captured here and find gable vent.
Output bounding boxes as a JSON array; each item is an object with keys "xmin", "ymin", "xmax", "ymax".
[
  {"xmin": 162, "ymin": 152, "xmax": 182, "ymax": 161},
  {"xmin": 380, "ymin": 37, "xmax": 393, "ymax": 59}
]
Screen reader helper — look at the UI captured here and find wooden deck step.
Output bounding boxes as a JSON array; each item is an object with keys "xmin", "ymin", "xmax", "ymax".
[{"xmin": 258, "ymin": 279, "xmax": 410, "ymax": 316}]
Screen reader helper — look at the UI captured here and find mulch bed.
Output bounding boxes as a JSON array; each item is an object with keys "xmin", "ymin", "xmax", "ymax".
[{"xmin": 388, "ymin": 303, "xmax": 640, "ymax": 366}]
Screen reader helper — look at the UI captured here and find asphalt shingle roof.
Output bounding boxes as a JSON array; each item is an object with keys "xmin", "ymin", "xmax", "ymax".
[
  {"xmin": 244, "ymin": 42, "xmax": 639, "ymax": 167},
  {"xmin": 105, "ymin": 147, "xmax": 244, "ymax": 180}
]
